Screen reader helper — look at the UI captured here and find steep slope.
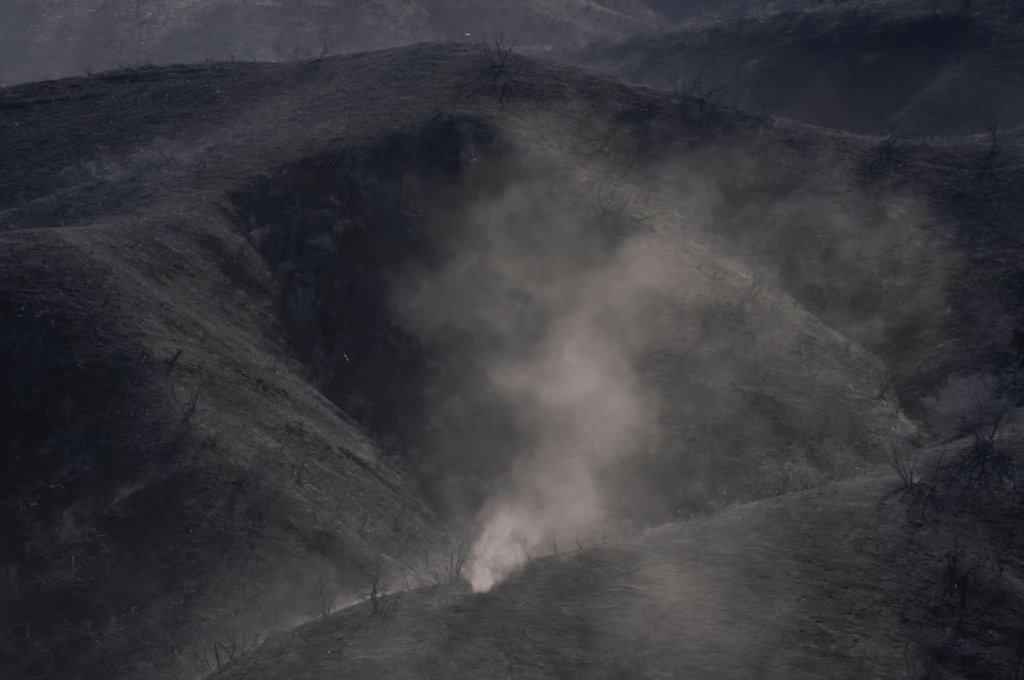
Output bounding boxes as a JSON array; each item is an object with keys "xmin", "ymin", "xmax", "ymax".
[
  {"xmin": 0, "ymin": 216, "xmax": 444, "ymax": 679},
  {"xmin": 0, "ymin": 50, "xmax": 477, "ymax": 680}
]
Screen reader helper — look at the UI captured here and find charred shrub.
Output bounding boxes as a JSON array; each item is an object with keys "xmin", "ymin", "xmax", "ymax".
[{"xmin": 922, "ymin": 373, "xmax": 1017, "ymax": 492}]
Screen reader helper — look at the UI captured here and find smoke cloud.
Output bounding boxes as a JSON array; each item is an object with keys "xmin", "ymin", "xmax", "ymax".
[
  {"xmin": 398, "ymin": 177, "xmax": 676, "ymax": 592},
  {"xmin": 390, "ymin": 106, "xmax": 954, "ymax": 593}
]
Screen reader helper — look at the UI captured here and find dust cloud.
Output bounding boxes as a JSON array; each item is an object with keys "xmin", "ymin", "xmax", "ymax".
[
  {"xmin": 398, "ymin": 178, "xmax": 681, "ymax": 592},
  {"xmin": 392, "ymin": 104, "xmax": 957, "ymax": 593}
]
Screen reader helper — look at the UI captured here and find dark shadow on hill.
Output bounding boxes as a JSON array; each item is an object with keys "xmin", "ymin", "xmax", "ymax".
[{"xmin": 225, "ymin": 116, "xmax": 529, "ymax": 519}]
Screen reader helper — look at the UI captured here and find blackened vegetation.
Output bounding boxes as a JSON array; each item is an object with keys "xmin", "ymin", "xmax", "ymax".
[
  {"xmin": 476, "ymin": 32, "xmax": 518, "ymax": 90},
  {"xmin": 884, "ymin": 371, "xmax": 1024, "ymax": 678},
  {"xmin": 463, "ymin": 32, "xmax": 553, "ymax": 110},
  {"xmin": 899, "ymin": 487, "xmax": 1024, "ymax": 679}
]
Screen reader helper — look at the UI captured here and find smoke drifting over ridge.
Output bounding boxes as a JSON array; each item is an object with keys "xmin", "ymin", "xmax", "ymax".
[{"xmin": 398, "ymin": 178, "xmax": 674, "ymax": 592}]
